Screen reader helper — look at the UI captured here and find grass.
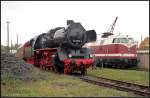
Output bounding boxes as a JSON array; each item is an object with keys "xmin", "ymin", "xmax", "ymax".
[
  {"xmin": 87, "ymin": 67, "xmax": 149, "ymax": 86},
  {"xmin": 1, "ymin": 68, "xmax": 139, "ymax": 97}
]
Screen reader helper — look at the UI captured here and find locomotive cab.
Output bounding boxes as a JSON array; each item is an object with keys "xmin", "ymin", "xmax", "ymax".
[{"xmin": 112, "ymin": 36, "xmax": 137, "ymax": 45}]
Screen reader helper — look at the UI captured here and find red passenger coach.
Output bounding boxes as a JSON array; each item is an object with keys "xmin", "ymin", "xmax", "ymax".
[{"xmin": 85, "ymin": 33, "xmax": 138, "ymax": 68}]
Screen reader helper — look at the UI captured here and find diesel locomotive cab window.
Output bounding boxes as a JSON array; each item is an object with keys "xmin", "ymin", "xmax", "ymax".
[
  {"xmin": 113, "ymin": 38, "xmax": 128, "ymax": 43},
  {"xmin": 120, "ymin": 38, "xmax": 128, "ymax": 43},
  {"xmin": 113, "ymin": 38, "xmax": 120, "ymax": 43},
  {"xmin": 100, "ymin": 40, "xmax": 104, "ymax": 45},
  {"xmin": 128, "ymin": 38, "xmax": 134, "ymax": 43}
]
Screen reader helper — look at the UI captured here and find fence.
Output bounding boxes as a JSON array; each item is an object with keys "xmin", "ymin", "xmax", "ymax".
[{"xmin": 137, "ymin": 50, "xmax": 149, "ymax": 70}]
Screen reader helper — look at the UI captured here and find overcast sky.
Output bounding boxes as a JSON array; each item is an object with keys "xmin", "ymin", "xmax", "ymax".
[{"xmin": 1, "ymin": 1, "xmax": 149, "ymax": 46}]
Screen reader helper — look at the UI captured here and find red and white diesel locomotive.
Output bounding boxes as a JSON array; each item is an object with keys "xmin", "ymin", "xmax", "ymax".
[{"xmin": 84, "ymin": 32, "xmax": 138, "ymax": 68}]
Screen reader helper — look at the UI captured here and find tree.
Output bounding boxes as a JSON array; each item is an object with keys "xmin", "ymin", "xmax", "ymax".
[
  {"xmin": 1, "ymin": 45, "xmax": 7, "ymax": 52},
  {"xmin": 138, "ymin": 37, "xmax": 149, "ymax": 50},
  {"xmin": 11, "ymin": 43, "xmax": 22, "ymax": 50},
  {"xmin": 1, "ymin": 43, "xmax": 22, "ymax": 53}
]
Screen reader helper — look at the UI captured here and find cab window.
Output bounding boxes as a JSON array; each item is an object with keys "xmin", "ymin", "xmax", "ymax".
[
  {"xmin": 100, "ymin": 40, "xmax": 104, "ymax": 45},
  {"xmin": 113, "ymin": 38, "xmax": 120, "ymax": 43},
  {"xmin": 120, "ymin": 38, "xmax": 128, "ymax": 43},
  {"xmin": 128, "ymin": 38, "xmax": 134, "ymax": 43}
]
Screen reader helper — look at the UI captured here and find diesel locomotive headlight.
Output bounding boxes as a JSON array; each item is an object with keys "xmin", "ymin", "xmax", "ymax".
[
  {"xmin": 90, "ymin": 54, "xmax": 93, "ymax": 58},
  {"xmin": 68, "ymin": 54, "xmax": 72, "ymax": 58}
]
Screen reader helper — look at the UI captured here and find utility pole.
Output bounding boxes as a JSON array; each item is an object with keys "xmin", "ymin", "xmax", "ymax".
[
  {"xmin": 17, "ymin": 34, "xmax": 18, "ymax": 49},
  {"xmin": 11, "ymin": 39, "xmax": 12, "ymax": 53},
  {"xmin": 7, "ymin": 21, "xmax": 10, "ymax": 53},
  {"xmin": 141, "ymin": 35, "xmax": 142, "ymax": 42}
]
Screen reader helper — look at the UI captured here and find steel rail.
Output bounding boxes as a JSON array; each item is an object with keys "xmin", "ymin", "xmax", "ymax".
[{"xmin": 79, "ymin": 75, "xmax": 149, "ymax": 97}]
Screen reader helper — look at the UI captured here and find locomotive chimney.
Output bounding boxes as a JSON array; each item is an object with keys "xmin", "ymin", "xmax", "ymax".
[{"xmin": 67, "ymin": 20, "xmax": 74, "ymax": 25}]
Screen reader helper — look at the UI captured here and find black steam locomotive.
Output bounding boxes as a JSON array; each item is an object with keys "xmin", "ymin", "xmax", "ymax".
[{"xmin": 16, "ymin": 20, "xmax": 97, "ymax": 75}]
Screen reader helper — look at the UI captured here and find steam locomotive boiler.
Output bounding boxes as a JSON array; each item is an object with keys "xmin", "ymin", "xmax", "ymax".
[{"xmin": 16, "ymin": 20, "xmax": 97, "ymax": 75}]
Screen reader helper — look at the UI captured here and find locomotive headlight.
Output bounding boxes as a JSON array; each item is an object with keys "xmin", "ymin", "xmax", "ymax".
[
  {"xmin": 90, "ymin": 54, "xmax": 93, "ymax": 58},
  {"xmin": 68, "ymin": 54, "xmax": 72, "ymax": 58}
]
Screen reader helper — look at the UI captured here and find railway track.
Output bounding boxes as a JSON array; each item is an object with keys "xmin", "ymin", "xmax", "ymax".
[
  {"xmin": 78, "ymin": 75, "xmax": 149, "ymax": 97},
  {"xmin": 23, "ymin": 62, "xmax": 149, "ymax": 97}
]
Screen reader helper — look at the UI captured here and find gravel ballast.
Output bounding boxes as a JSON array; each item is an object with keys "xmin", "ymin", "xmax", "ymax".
[{"xmin": 1, "ymin": 52, "xmax": 35, "ymax": 80}]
